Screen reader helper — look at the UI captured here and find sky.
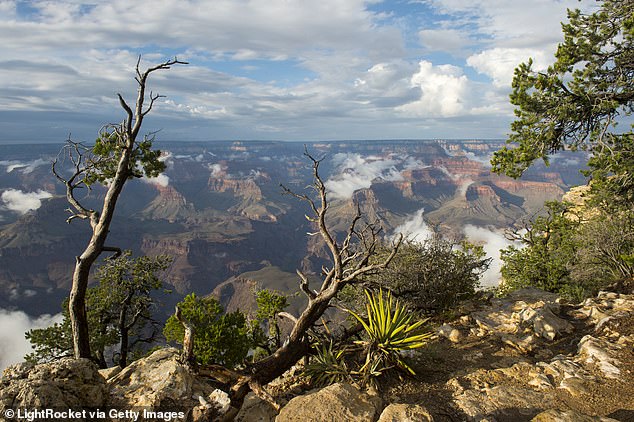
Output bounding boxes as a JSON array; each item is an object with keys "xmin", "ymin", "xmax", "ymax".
[{"xmin": 0, "ymin": 0, "xmax": 597, "ymax": 143}]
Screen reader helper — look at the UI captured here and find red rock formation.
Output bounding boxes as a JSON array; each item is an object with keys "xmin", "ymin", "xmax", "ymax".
[
  {"xmin": 208, "ymin": 178, "xmax": 263, "ymax": 200},
  {"xmin": 492, "ymin": 179, "xmax": 563, "ymax": 195},
  {"xmin": 141, "ymin": 237, "xmax": 190, "ymax": 256},
  {"xmin": 466, "ymin": 184, "xmax": 499, "ymax": 202},
  {"xmin": 538, "ymin": 172, "xmax": 565, "ymax": 185},
  {"xmin": 432, "ymin": 158, "xmax": 487, "ymax": 178}
]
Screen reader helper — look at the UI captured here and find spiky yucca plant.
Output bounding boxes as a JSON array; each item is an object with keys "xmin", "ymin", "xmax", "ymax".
[
  {"xmin": 304, "ymin": 341, "xmax": 351, "ymax": 387},
  {"xmin": 349, "ymin": 289, "xmax": 431, "ymax": 381}
]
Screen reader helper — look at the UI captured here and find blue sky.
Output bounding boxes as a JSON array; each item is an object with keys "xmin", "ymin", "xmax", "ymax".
[{"xmin": 0, "ymin": 0, "xmax": 596, "ymax": 143}]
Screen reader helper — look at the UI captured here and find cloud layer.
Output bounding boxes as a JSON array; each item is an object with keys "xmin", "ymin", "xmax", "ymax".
[
  {"xmin": 0, "ymin": 0, "xmax": 596, "ymax": 142},
  {"xmin": 0, "ymin": 309, "xmax": 63, "ymax": 371},
  {"xmin": 463, "ymin": 224, "xmax": 517, "ymax": 287},
  {"xmin": 1, "ymin": 189, "xmax": 52, "ymax": 214},
  {"xmin": 393, "ymin": 208, "xmax": 435, "ymax": 243},
  {"xmin": 326, "ymin": 153, "xmax": 405, "ymax": 200}
]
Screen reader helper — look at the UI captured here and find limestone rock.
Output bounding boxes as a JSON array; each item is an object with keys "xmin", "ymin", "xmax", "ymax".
[
  {"xmin": 377, "ymin": 403, "xmax": 433, "ymax": 421},
  {"xmin": 235, "ymin": 392, "xmax": 277, "ymax": 422},
  {"xmin": 531, "ymin": 409, "xmax": 619, "ymax": 421},
  {"xmin": 0, "ymin": 358, "xmax": 106, "ymax": 419},
  {"xmin": 453, "ymin": 384, "xmax": 552, "ymax": 420},
  {"xmin": 558, "ymin": 376, "xmax": 588, "ymax": 396},
  {"xmin": 99, "ymin": 365, "xmax": 122, "ymax": 381},
  {"xmin": 576, "ymin": 336, "xmax": 622, "ymax": 378},
  {"xmin": 107, "ymin": 348, "xmax": 232, "ymax": 420},
  {"xmin": 438, "ymin": 323, "xmax": 463, "ymax": 343},
  {"xmin": 470, "ymin": 288, "xmax": 572, "ymax": 343},
  {"xmin": 532, "ymin": 305, "xmax": 574, "ymax": 341},
  {"xmin": 276, "ymin": 383, "xmax": 381, "ymax": 422}
]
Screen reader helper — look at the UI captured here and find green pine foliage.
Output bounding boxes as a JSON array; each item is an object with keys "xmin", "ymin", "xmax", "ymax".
[
  {"xmin": 492, "ymin": 0, "xmax": 634, "ymax": 301},
  {"xmin": 163, "ymin": 293, "xmax": 253, "ymax": 368},
  {"xmin": 499, "ymin": 201, "xmax": 634, "ymax": 302},
  {"xmin": 26, "ymin": 252, "xmax": 171, "ymax": 367},
  {"xmin": 254, "ymin": 289, "xmax": 289, "ymax": 352},
  {"xmin": 85, "ymin": 127, "xmax": 166, "ymax": 186},
  {"xmin": 491, "ymin": 0, "xmax": 634, "ymax": 204},
  {"xmin": 499, "ymin": 202, "xmax": 584, "ymax": 301}
]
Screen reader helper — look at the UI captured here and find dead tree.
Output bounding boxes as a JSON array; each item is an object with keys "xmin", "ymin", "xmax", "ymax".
[
  {"xmin": 208, "ymin": 151, "xmax": 402, "ymax": 410},
  {"xmin": 52, "ymin": 57, "xmax": 187, "ymax": 359}
]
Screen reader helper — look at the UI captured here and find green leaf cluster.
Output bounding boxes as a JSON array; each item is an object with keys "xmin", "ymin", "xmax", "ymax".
[
  {"xmin": 253, "ymin": 289, "xmax": 289, "ymax": 352},
  {"xmin": 500, "ymin": 202, "xmax": 581, "ymax": 300},
  {"xmin": 303, "ymin": 341, "xmax": 351, "ymax": 387},
  {"xmin": 349, "ymin": 289, "xmax": 431, "ymax": 378},
  {"xmin": 305, "ymin": 290, "xmax": 430, "ymax": 387},
  {"xmin": 491, "ymin": 0, "xmax": 634, "ymax": 207},
  {"xmin": 85, "ymin": 128, "xmax": 165, "ymax": 186},
  {"xmin": 356, "ymin": 236, "xmax": 490, "ymax": 315},
  {"xmin": 163, "ymin": 293, "xmax": 253, "ymax": 368},
  {"xmin": 26, "ymin": 252, "xmax": 171, "ymax": 367},
  {"xmin": 499, "ymin": 200, "xmax": 634, "ymax": 302}
]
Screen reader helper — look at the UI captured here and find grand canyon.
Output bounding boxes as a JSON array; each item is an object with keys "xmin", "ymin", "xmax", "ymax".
[{"xmin": 0, "ymin": 139, "xmax": 585, "ymax": 322}]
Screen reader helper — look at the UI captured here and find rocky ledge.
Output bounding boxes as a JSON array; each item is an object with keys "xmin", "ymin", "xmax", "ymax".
[{"xmin": 1, "ymin": 288, "xmax": 632, "ymax": 421}]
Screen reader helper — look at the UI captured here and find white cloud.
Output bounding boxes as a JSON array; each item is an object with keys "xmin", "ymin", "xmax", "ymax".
[
  {"xmin": 208, "ymin": 163, "xmax": 226, "ymax": 178},
  {"xmin": 421, "ymin": 0, "xmax": 595, "ymax": 49},
  {"xmin": 0, "ymin": 1, "xmax": 16, "ymax": 21},
  {"xmin": 0, "ymin": 158, "xmax": 48, "ymax": 174},
  {"xmin": 467, "ymin": 47, "xmax": 551, "ymax": 87},
  {"xmin": 393, "ymin": 208, "xmax": 434, "ymax": 242},
  {"xmin": 419, "ymin": 28, "xmax": 473, "ymax": 56},
  {"xmin": 1, "ymin": 189, "xmax": 52, "ymax": 214},
  {"xmin": 142, "ymin": 174, "xmax": 170, "ymax": 188},
  {"xmin": 463, "ymin": 224, "xmax": 518, "ymax": 287},
  {"xmin": 325, "ymin": 153, "xmax": 404, "ymax": 200},
  {"xmin": 0, "ymin": 0, "xmax": 597, "ymax": 141},
  {"xmin": 397, "ymin": 61, "xmax": 469, "ymax": 117},
  {"xmin": 0, "ymin": 309, "xmax": 64, "ymax": 371}
]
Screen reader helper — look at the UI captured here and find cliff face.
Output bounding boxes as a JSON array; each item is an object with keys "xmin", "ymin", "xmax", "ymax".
[
  {"xmin": 208, "ymin": 177, "xmax": 263, "ymax": 201},
  {"xmin": 432, "ymin": 157, "xmax": 487, "ymax": 178},
  {"xmin": 465, "ymin": 184, "xmax": 498, "ymax": 202},
  {"xmin": 142, "ymin": 184, "xmax": 195, "ymax": 222}
]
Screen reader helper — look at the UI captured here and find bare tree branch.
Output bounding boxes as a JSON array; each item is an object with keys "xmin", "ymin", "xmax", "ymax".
[
  {"xmin": 296, "ymin": 269, "xmax": 316, "ymax": 300},
  {"xmin": 219, "ymin": 150, "xmax": 402, "ymax": 411},
  {"xmin": 59, "ymin": 57, "xmax": 186, "ymax": 359}
]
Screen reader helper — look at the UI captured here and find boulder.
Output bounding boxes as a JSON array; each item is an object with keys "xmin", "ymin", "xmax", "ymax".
[
  {"xmin": 377, "ymin": 403, "xmax": 433, "ymax": 421},
  {"xmin": 576, "ymin": 336, "xmax": 622, "ymax": 378},
  {"xmin": 276, "ymin": 383, "xmax": 381, "ymax": 422},
  {"xmin": 438, "ymin": 323, "xmax": 463, "ymax": 343},
  {"xmin": 452, "ymin": 384, "xmax": 552, "ymax": 421},
  {"xmin": 470, "ymin": 288, "xmax": 572, "ymax": 342},
  {"xmin": 107, "ymin": 347, "xmax": 234, "ymax": 421},
  {"xmin": 99, "ymin": 365, "xmax": 122, "ymax": 381},
  {"xmin": 0, "ymin": 358, "xmax": 107, "ymax": 420},
  {"xmin": 532, "ymin": 305, "xmax": 574, "ymax": 341},
  {"xmin": 531, "ymin": 409, "xmax": 619, "ymax": 421},
  {"xmin": 234, "ymin": 392, "xmax": 277, "ymax": 422}
]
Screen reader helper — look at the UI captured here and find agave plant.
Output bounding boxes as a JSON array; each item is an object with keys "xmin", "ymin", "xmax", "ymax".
[
  {"xmin": 348, "ymin": 289, "xmax": 432, "ymax": 381},
  {"xmin": 303, "ymin": 340, "xmax": 351, "ymax": 387}
]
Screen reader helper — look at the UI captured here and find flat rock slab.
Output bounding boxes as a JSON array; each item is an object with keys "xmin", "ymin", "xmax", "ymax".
[{"xmin": 276, "ymin": 383, "xmax": 381, "ymax": 422}]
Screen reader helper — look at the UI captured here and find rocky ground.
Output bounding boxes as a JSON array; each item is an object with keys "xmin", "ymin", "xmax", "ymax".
[
  {"xmin": 384, "ymin": 289, "xmax": 634, "ymax": 421},
  {"xmin": 1, "ymin": 288, "xmax": 632, "ymax": 421}
]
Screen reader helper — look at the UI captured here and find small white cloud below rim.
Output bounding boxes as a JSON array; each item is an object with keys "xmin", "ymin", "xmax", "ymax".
[
  {"xmin": 0, "ymin": 309, "xmax": 63, "ymax": 371},
  {"xmin": 1, "ymin": 189, "xmax": 53, "ymax": 214}
]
